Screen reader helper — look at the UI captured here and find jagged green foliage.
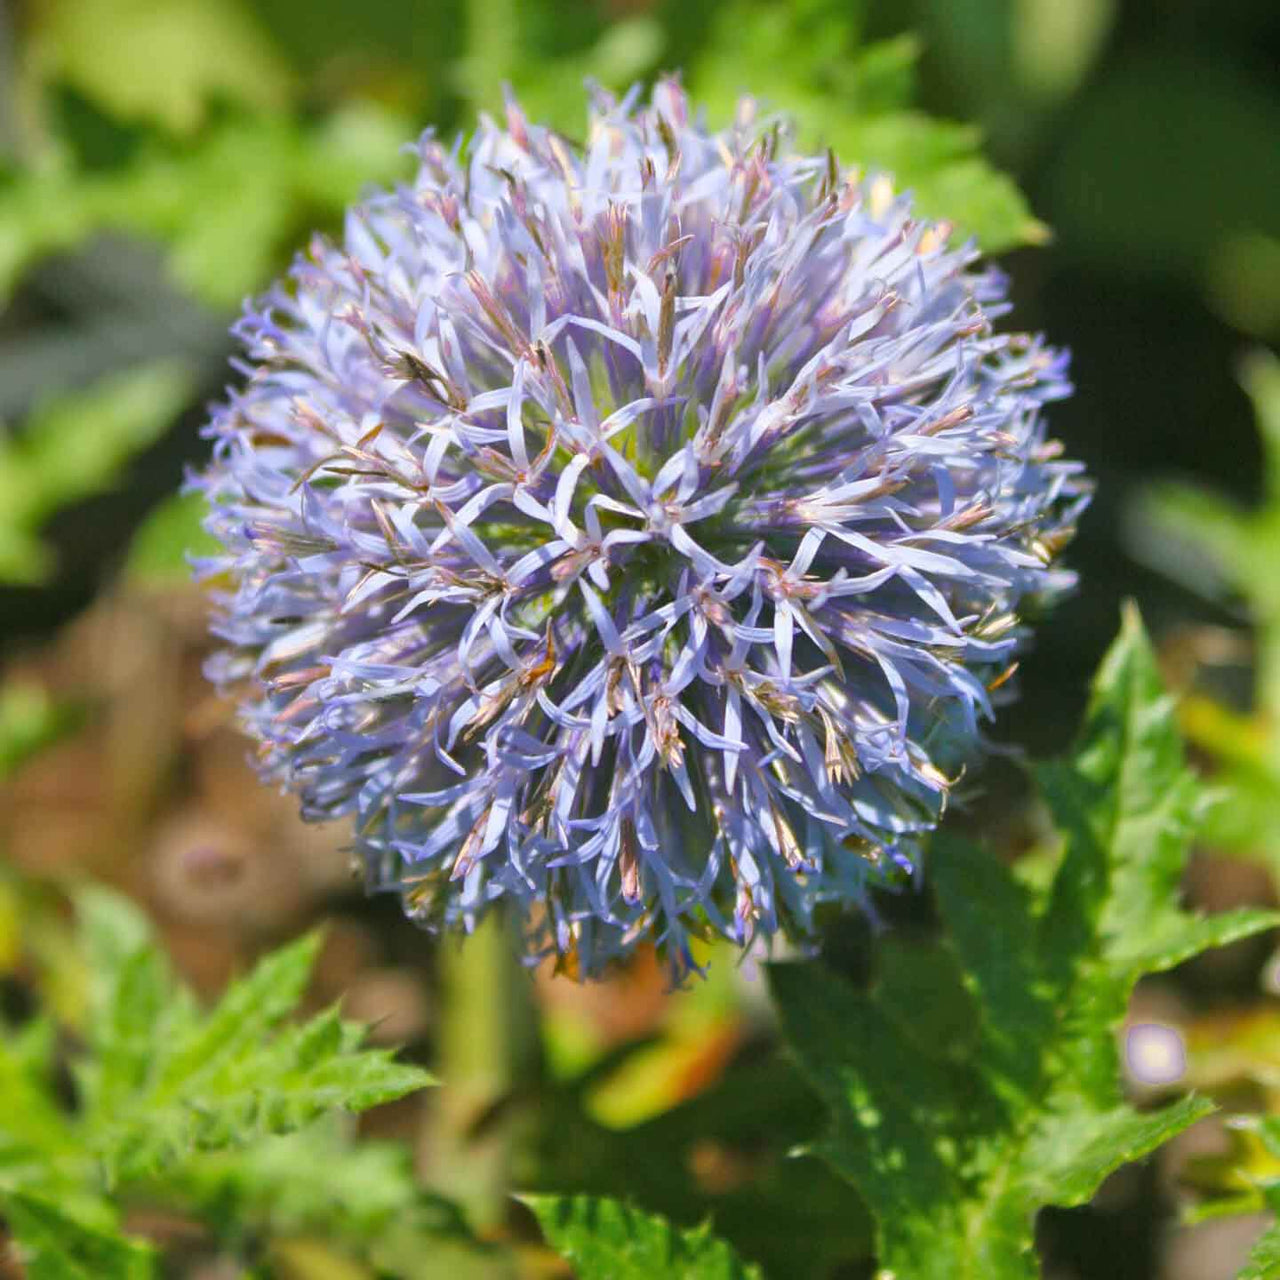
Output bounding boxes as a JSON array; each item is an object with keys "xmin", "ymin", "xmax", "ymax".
[
  {"xmin": 164, "ymin": 1118, "xmax": 489, "ymax": 1271},
  {"xmin": 0, "ymin": 888, "xmax": 437, "ymax": 1278},
  {"xmin": 8, "ymin": 4, "xmax": 1279, "ymax": 1275},
  {"xmin": 0, "ymin": 1191, "xmax": 154, "ymax": 1280},
  {"xmin": 768, "ymin": 608, "xmax": 1280, "ymax": 1278},
  {"xmin": 524, "ymin": 1194, "xmax": 763, "ymax": 1280}
]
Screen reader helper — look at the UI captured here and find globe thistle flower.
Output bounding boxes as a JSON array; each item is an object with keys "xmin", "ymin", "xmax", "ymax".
[{"xmin": 197, "ymin": 80, "xmax": 1088, "ymax": 981}]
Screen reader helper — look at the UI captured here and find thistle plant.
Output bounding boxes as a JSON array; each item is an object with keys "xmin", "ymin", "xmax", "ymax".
[{"xmin": 198, "ymin": 80, "xmax": 1088, "ymax": 980}]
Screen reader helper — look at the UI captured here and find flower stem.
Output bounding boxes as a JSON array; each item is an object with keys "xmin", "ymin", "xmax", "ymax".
[{"xmin": 420, "ymin": 911, "xmax": 535, "ymax": 1232}]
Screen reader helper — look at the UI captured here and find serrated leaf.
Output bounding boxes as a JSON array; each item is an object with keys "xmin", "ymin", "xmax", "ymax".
[
  {"xmin": 0, "ymin": 1189, "xmax": 154, "ymax": 1280},
  {"xmin": 75, "ymin": 885, "xmax": 167, "ymax": 1063},
  {"xmin": 71, "ymin": 923, "xmax": 435, "ymax": 1182},
  {"xmin": 771, "ymin": 607, "xmax": 1279, "ymax": 1278},
  {"xmin": 84, "ymin": 946, "xmax": 171, "ymax": 1119},
  {"xmin": 523, "ymin": 1194, "xmax": 763, "ymax": 1280},
  {"xmin": 0, "ymin": 882, "xmax": 448, "ymax": 1274},
  {"xmin": 161, "ymin": 1117, "xmax": 491, "ymax": 1271},
  {"xmin": 148, "ymin": 932, "xmax": 322, "ymax": 1094},
  {"xmin": 1036, "ymin": 605, "xmax": 1278, "ymax": 980},
  {"xmin": 0, "ymin": 1021, "xmax": 78, "ymax": 1177}
]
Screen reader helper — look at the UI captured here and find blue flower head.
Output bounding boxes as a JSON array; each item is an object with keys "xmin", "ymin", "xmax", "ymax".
[{"xmin": 197, "ymin": 81, "xmax": 1089, "ymax": 980}]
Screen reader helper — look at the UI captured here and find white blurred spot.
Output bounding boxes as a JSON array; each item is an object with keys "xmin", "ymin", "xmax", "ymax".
[
  {"xmin": 1261, "ymin": 949, "xmax": 1280, "ymax": 997},
  {"xmin": 1126, "ymin": 1022, "xmax": 1186, "ymax": 1086}
]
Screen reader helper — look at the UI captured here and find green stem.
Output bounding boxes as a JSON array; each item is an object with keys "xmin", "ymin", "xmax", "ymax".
[
  {"xmin": 1257, "ymin": 604, "xmax": 1280, "ymax": 755},
  {"xmin": 419, "ymin": 911, "xmax": 536, "ymax": 1232}
]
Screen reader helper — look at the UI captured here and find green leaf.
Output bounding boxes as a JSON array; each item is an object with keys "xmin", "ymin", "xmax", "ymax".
[
  {"xmin": 144, "ymin": 931, "xmax": 322, "ymax": 1095},
  {"xmin": 20, "ymin": 888, "xmax": 434, "ymax": 1189},
  {"xmin": 523, "ymin": 1194, "xmax": 763, "ymax": 1280},
  {"xmin": 26, "ymin": 0, "xmax": 294, "ymax": 134},
  {"xmin": 1130, "ymin": 481, "xmax": 1261, "ymax": 603},
  {"xmin": 1034, "ymin": 603, "xmax": 1277, "ymax": 979},
  {"xmin": 1243, "ymin": 348, "xmax": 1280, "ymax": 503},
  {"xmin": 0, "ymin": 680, "xmax": 86, "ymax": 780},
  {"xmin": 0, "ymin": 881, "xmax": 450, "ymax": 1272},
  {"xmin": 163, "ymin": 1117, "xmax": 493, "ymax": 1271},
  {"xmin": 1240, "ymin": 1221, "xmax": 1280, "ymax": 1280},
  {"xmin": 75, "ymin": 885, "xmax": 161, "ymax": 1004},
  {"xmin": 526, "ymin": 1048, "xmax": 871, "ymax": 1280},
  {"xmin": 0, "ymin": 1189, "xmax": 154, "ymax": 1280},
  {"xmin": 0, "ymin": 362, "xmax": 194, "ymax": 584},
  {"xmin": 0, "ymin": 105, "xmax": 410, "ymax": 310},
  {"xmin": 68, "ymin": 919, "xmax": 435, "ymax": 1183},
  {"xmin": 689, "ymin": 13, "xmax": 1042, "ymax": 251},
  {"xmin": 0, "ymin": 1020, "xmax": 79, "ymax": 1182},
  {"xmin": 123, "ymin": 490, "xmax": 218, "ymax": 585},
  {"xmin": 771, "ymin": 606, "xmax": 1280, "ymax": 1278}
]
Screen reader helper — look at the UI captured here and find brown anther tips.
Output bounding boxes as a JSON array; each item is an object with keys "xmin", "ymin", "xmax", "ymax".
[{"xmin": 657, "ymin": 266, "xmax": 677, "ymax": 379}]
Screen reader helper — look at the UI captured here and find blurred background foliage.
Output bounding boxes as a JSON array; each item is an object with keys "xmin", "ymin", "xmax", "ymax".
[{"xmin": 0, "ymin": 0, "xmax": 1278, "ymax": 1277}]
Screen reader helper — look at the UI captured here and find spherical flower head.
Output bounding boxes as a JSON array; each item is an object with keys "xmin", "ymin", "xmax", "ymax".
[{"xmin": 197, "ymin": 80, "xmax": 1089, "ymax": 981}]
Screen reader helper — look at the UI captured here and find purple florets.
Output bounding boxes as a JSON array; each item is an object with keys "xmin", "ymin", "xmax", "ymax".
[{"xmin": 197, "ymin": 80, "xmax": 1088, "ymax": 980}]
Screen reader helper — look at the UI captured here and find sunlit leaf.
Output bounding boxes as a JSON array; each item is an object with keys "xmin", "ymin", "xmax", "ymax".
[
  {"xmin": 524, "ymin": 1194, "xmax": 763, "ymax": 1280},
  {"xmin": 124, "ymin": 491, "xmax": 218, "ymax": 585},
  {"xmin": 26, "ymin": 0, "xmax": 294, "ymax": 134},
  {"xmin": 0, "ymin": 1189, "xmax": 154, "ymax": 1280},
  {"xmin": 771, "ymin": 607, "xmax": 1279, "ymax": 1277},
  {"xmin": 0, "ymin": 885, "xmax": 434, "ymax": 1197},
  {"xmin": 71, "ymin": 910, "xmax": 435, "ymax": 1183}
]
